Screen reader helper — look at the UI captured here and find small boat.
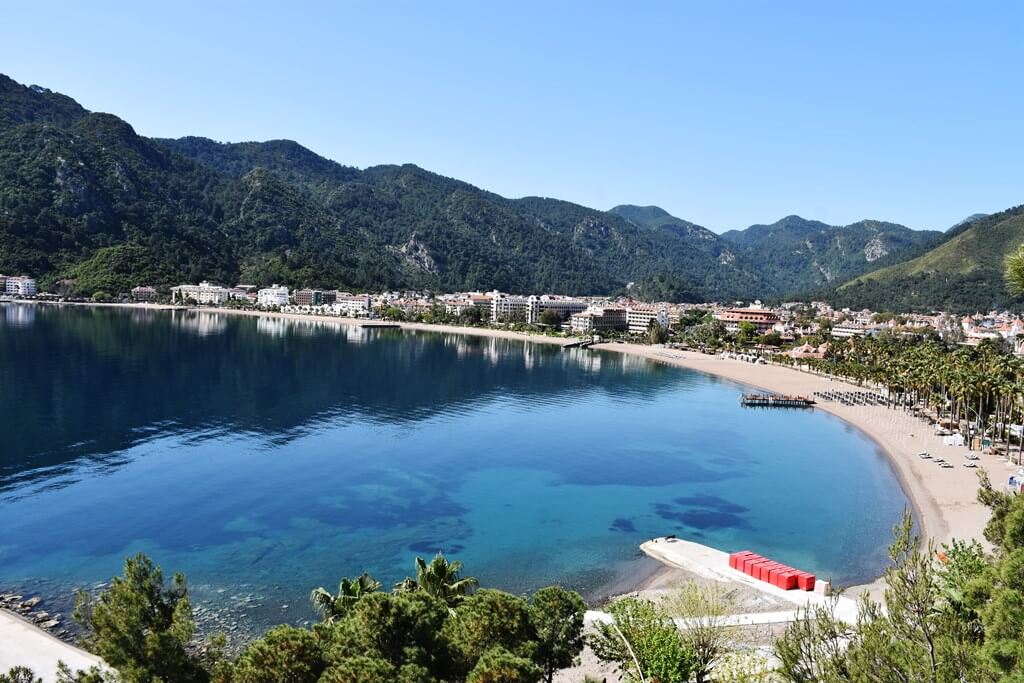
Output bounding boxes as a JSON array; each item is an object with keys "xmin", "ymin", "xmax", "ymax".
[
  {"xmin": 940, "ymin": 462, "xmax": 954, "ymax": 469},
  {"xmin": 964, "ymin": 454, "xmax": 979, "ymax": 461},
  {"xmin": 918, "ymin": 452, "xmax": 931, "ymax": 459},
  {"xmin": 963, "ymin": 462, "xmax": 978, "ymax": 468}
]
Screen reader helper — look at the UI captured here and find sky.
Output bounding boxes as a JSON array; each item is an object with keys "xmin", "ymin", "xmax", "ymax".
[{"xmin": 2, "ymin": 1, "xmax": 1022, "ymax": 232}]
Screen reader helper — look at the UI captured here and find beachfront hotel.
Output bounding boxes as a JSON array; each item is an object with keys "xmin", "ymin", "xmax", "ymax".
[
  {"xmin": 171, "ymin": 282, "xmax": 231, "ymax": 305},
  {"xmin": 715, "ymin": 304, "xmax": 780, "ymax": 334},
  {"xmin": 2, "ymin": 276, "xmax": 37, "ymax": 296},
  {"xmin": 257, "ymin": 285, "xmax": 290, "ymax": 307},
  {"xmin": 626, "ymin": 305, "xmax": 670, "ymax": 334},
  {"xmin": 570, "ymin": 307, "xmax": 627, "ymax": 334}
]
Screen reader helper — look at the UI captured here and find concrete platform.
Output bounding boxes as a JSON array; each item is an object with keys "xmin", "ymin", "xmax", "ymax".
[
  {"xmin": 0, "ymin": 610, "xmax": 105, "ymax": 682},
  {"xmin": 640, "ymin": 537, "xmax": 859, "ymax": 624}
]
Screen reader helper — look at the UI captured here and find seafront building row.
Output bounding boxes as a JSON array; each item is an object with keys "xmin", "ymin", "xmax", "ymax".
[{"xmin": 4, "ymin": 274, "xmax": 1024, "ymax": 353}]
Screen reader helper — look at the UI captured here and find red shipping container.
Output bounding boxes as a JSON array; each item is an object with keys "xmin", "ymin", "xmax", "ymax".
[
  {"xmin": 796, "ymin": 572, "xmax": 816, "ymax": 591},
  {"xmin": 755, "ymin": 561, "xmax": 778, "ymax": 582},
  {"xmin": 730, "ymin": 551, "xmax": 755, "ymax": 570},
  {"xmin": 776, "ymin": 569, "xmax": 799, "ymax": 590},
  {"xmin": 741, "ymin": 555, "xmax": 764, "ymax": 575},
  {"xmin": 766, "ymin": 563, "xmax": 787, "ymax": 586}
]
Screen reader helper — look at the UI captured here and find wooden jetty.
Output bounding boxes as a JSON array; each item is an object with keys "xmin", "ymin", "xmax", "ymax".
[{"xmin": 740, "ymin": 393, "xmax": 815, "ymax": 408}]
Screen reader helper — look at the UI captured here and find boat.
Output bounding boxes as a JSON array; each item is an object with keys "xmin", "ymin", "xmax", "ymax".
[
  {"xmin": 918, "ymin": 452, "xmax": 931, "ymax": 459},
  {"xmin": 963, "ymin": 462, "xmax": 978, "ymax": 468}
]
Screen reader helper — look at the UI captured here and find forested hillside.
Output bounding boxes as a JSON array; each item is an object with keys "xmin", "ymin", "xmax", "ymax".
[
  {"xmin": 719, "ymin": 215, "xmax": 942, "ymax": 294},
  {"xmin": 834, "ymin": 205, "xmax": 1024, "ymax": 312},
  {"xmin": 0, "ymin": 73, "xmax": 765, "ymax": 300},
  {"xmin": 0, "ymin": 73, "xmax": 1006, "ymax": 305}
]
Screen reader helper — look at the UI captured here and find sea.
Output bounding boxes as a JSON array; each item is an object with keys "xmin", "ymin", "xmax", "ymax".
[{"xmin": 0, "ymin": 303, "xmax": 907, "ymax": 640}]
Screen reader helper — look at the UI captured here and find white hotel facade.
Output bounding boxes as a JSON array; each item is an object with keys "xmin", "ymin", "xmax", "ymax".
[{"xmin": 257, "ymin": 285, "xmax": 290, "ymax": 308}]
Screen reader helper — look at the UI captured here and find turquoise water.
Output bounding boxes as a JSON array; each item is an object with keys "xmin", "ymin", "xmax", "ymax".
[{"xmin": 0, "ymin": 304, "xmax": 907, "ymax": 634}]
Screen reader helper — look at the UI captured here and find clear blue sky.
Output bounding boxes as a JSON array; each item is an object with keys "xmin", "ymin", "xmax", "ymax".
[{"xmin": 2, "ymin": 1, "xmax": 1022, "ymax": 232}]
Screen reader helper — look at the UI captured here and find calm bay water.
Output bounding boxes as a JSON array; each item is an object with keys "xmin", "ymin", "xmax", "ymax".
[{"xmin": 0, "ymin": 304, "xmax": 907, "ymax": 635}]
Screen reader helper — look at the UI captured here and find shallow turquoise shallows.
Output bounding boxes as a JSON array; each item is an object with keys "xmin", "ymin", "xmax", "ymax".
[{"xmin": 0, "ymin": 304, "xmax": 907, "ymax": 634}]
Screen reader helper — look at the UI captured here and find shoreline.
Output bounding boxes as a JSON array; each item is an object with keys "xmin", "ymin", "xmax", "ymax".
[
  {"xmin": 188, "ymin": 308, "xmax": 989, "ymax": 594},
  {"xmin": 592, "ymin": 344, "xmax": 998, "ymax": 551},
  {"xmin": 5, "ymin": 302, "xmax": 998, "ymax": 599}
]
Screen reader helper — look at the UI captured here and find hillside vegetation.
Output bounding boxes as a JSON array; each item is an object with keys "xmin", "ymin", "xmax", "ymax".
[
  {"xmin": 720, "ymin": 214, "xmax": 942, "ymax": 294},
  {"xmin": 835, "ymin": 205, "xmax": 1024, "ymax": 312},
  {"xmin": 0, "ymin": 74, "xmax": 769, "ymax": 301}
]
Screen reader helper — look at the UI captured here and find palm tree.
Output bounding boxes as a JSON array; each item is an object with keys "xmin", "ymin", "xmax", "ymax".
[
  {"xmin": 309, "ymin": 572, "xmax": 381, "ymax": 623},
  {"xmin": 1005, "ymin": 244, "xmax": 1024, "ymax": 296},
  {"xmin": 393, "ymin": 552, "xmax": 478, "ymax": 606}
]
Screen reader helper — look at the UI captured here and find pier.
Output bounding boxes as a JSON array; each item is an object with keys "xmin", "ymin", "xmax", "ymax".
[
  {"xmin": 740, "ymin": 393, "xmax": 815, "ymax": 408},
  {"xmin": 359, "ymin": 322, "xmax": 401, "ymax": 329}
]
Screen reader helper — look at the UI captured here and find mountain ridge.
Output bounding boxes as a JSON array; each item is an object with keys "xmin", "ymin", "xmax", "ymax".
[{"xmin": 0, "ymin": 73, "xmax": 1001, "ymax": 305}]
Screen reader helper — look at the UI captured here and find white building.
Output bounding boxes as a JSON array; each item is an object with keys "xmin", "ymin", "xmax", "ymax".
[
  {"xmin": 831, "ymin": 322, "xmax": 881, "ymax": 338},
  {"xmin": 570, "ymin": 307, "xmax": 627, "ymax": 334},
  {"xmin": 332, "ymin": 294, "xmax": 372, "ymax": 318},
  {"xmin": 626, "ymin": 305, "xmax": 669, "ymax": 335},
  {"xmin": 528, "ymin": 295, "xmax": 588, "ymax": 324},
  {"xmin": 171, "ymin": 282, "xmax": 231, "ymax": 305},
  {"xmin": 4, "ymin": 276, "xmax": 37, "ymax": 296},
  {"xmin": 257, "ymin": 285, "xmax": 290, "ymax": 308},
  {"xmin": 490, "ymin": 292, "xmax": 531, "ymax": 323}
]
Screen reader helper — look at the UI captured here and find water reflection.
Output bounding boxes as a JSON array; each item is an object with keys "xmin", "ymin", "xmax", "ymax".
[{"xmin": 0, "ymin": 305, "xmax": 671, "ymax": 493}]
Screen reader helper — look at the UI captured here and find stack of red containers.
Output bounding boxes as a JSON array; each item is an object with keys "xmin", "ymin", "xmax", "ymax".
[{"xmin": 728, "ymin": 550, "xmax": 815, "ymax": 591}]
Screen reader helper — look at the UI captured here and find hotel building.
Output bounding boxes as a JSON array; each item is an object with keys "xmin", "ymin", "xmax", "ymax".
[
  {"xmin": 3, "ymin": 276, "xmax": 37, "ymax": 296},
  {"xmin": 570, "ymin": 307, "xmax": 627, "ymax": 334},
  {"xmin": 171, "ymin": 282, "xmax": 230, "ymax": 305},
  {"xmin": 257, "ymin": 285, "xmax": 290, "ymax": 308}
]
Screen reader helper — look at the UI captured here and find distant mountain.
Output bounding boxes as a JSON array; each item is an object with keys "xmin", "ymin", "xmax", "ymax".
[
  {"xmin": 834, "ymin": 205, "xmax": 1024, "ymax": 313},
  {"xmin": 0, "ymin": 73, "xmax": 770, "ymax": 301},
  {"xmin": 720, "ymin": 215, "xmax": 942, "ymax": 295}
]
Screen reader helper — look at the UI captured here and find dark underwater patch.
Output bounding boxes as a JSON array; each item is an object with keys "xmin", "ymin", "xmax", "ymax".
[{"xmin": 609, "ymin": 517, "xmax": 637, "ymax": 533}]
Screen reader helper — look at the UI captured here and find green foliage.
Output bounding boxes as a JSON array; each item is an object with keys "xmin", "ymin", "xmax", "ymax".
[
  {"xmin": 230, "ymin": 625, "xmax": 325, "ymax": 683},
  {"xmin": 590, "ymin": 597, "xmax": 694, "ymax": 683},
  {"xmin": 1006, "ymin": 243, "xmax": 1024, "ymax": 296},
  {"xmin": 393, "ymin": 552, "xmax": 480, "ymax": 607},
  {"xmin": 445, "ymin": 589, "xmax": 537, "ymax": 669},
  {"xmin": 73, "ymin": 552, "xmax": 207, "ymax": 683},
  {"xmin": 528, "ymin": 586, "xmax": 587, "ymax": 683},
  {"xmin": 718, "ymin": 214, "xmax": 941, "ymax": 295},
  {"xmin": 538, "ymin": 309, "xmax": 562, "ymax": 327},
  {"xmin": 310, "ymin": 572, "xmax": 382, "ymax": 624},
  {"xmin": 836, "ymin": 204, "xmax": 1024, "ymax": 312},
  {"xmin": 326, "ymin": 591, "xmax": 453, "ymax": 680},
  {"xmin": 466, "ymin": 647, "xmax": 542, "ymax": 683},
  {"xmin": 0, "ymin": 667, "xmax": 41, "ymax": 683}
]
